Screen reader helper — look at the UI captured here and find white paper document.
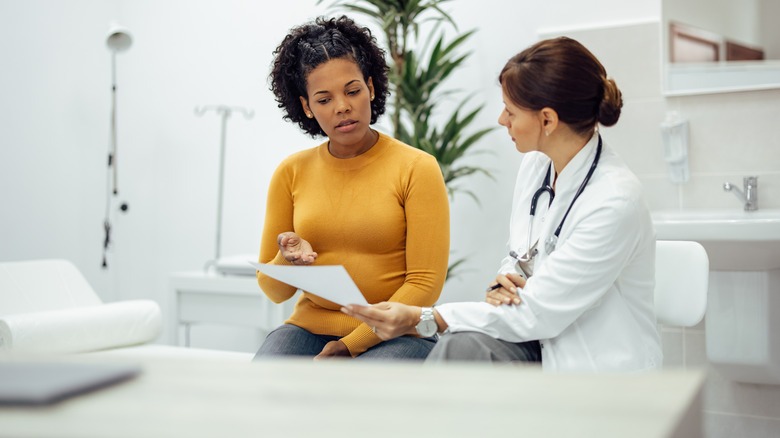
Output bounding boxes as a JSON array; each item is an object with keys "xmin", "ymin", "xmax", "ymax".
[{"xmin": 249, "ymin": 262, "xmax": 370, "ymax": 306}]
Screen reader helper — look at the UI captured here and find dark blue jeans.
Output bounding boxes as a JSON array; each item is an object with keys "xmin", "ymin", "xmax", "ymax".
[{"xmin": 253, "ymin": 324, "xmax": 436, "ymax": 361}]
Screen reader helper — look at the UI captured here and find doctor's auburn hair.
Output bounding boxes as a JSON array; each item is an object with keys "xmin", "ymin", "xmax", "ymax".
[
  {"xmin": 269, "ymin": 15, "xmax": 390, "ymax": 137},
  {"xmin": 499, "ymin": 36, "xmax": 623, "ymax": 136}
]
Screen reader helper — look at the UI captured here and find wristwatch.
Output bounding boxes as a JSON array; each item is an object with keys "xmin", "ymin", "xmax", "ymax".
[{"xmin": 415, "ymin": 307, "xmax": 438, "ymax": 337}]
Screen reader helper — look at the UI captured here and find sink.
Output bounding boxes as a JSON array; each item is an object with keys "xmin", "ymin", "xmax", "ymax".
[
  {"xmin": 652, "ymin": 209, "xmax": 780, "ymax": 271},
  {"xmin": 654, "ymin": 209, "xmax": 780, "ymax": 384}
]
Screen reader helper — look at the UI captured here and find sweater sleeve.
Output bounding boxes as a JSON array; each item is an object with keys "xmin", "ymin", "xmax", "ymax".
[
  {"xmin": 256, "ymin": 161, "xmax": 299, "ymax": 304},
  {"xmin": 340, "ymin": 153, "xmax": 450, "ymax": 355}
]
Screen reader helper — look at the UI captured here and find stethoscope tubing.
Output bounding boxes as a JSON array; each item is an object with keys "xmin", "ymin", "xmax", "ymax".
[
  {"xmin": 551, "ymin": 134, "xmax": 602, "ymax": 240},
  {"xmin": 522, "ymin": 134, "xmax": 603, "ymax": 259}
]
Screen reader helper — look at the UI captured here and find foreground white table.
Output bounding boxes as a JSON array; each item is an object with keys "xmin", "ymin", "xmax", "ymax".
[{"xmin": 0, "ymin": 355, "xmax": 705, "ymax": 438}]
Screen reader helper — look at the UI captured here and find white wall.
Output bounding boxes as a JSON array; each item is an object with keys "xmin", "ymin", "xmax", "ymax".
[
  {"xmin": 0, "ymin": 0, "xmax": 327, "ymax": 326},
  {"xmin": 0, "ymin": 0, "xmax": 118, "ymax": 280}
]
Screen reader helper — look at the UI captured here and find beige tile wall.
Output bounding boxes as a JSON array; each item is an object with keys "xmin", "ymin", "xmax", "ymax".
[
  {"xmin": 667, "ymin": 90, "xmax": 780, "ymax": 211},
  {"xmin": 543, "ymin": 21, "xmax": 780, "ymax": 438}
]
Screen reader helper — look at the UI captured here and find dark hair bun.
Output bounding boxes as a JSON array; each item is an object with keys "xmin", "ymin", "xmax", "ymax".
[{"xmin": 598, "ymin": 77, "xmax": 622, "ymax": 127}]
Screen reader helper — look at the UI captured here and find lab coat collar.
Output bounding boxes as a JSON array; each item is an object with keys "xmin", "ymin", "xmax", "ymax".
[{"xmin": 548, "ymin": 132, "xmax": 600, "ymax": 197}]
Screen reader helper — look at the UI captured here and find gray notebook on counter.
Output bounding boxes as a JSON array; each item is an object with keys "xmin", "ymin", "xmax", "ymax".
[{"xmin": 0, "ymin": 361, "xmax": 141, "ymax": 406}]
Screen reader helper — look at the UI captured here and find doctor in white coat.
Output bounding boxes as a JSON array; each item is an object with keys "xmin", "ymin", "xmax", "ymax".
[{"xmin": 342, "ymin": 36, "xmax": 663, "ymax": 373}]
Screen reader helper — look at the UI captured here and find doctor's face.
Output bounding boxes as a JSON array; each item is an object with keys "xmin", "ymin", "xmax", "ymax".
[{"xmin": 498, "ymin": 89, "xmax": 544, "ymax": 153}]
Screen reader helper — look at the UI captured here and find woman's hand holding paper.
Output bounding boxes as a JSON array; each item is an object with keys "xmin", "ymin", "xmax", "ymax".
[{"xmin": 341, "ymin": 302, "xmax": 419, "ymax": 341}]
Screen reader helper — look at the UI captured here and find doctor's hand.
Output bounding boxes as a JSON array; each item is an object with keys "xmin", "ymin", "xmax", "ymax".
[
  {"xmin": 277, "ymin": 232, "xmax": 318, "ymax": 265},
  {"xmin": 341, "ymin": 302, "xmax": 420, "ymax": 341},
  {"xmin": 313, "ymin": 340, "xmax": 351, "ymax": 360},
  {"xmin": 485, "ymin": 273, "xmax": 525, "ymax": 306}
]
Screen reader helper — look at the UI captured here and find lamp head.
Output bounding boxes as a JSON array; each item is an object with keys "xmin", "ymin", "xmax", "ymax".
[{"xmin": 106, "ymin": 22, "xmax": 132, "ymax": 52}]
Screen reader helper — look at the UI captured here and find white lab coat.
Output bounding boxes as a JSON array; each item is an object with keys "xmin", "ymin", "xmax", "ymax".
[{"xmin": 436, "ymin": 133, "xmax": 663, "ymax": 372}]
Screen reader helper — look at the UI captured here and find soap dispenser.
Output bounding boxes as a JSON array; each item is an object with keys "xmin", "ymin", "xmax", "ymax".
[{"xmin": 660, "ymin": 111, "xmax": 689, "ymax": 184}]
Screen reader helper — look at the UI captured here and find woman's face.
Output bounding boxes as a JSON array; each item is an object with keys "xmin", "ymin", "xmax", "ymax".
[
  {"xmin": 497, "ymin": 89, "xmax": 544, "ymax": 154},
  {"xmin": 300, "ymin": 58, "xmax": 375, "ymax": 156}
]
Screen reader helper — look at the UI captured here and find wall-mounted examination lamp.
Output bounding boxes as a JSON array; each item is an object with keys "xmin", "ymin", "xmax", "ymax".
[
  {"xmin": 102, "ymin": 22, "xmax": 132, "ymax": 269},
  {"xmin": 106, "ymin": 22, "xmax": 132, "ymax": 52},
  {"xmin": 106, "ymin": 21, "xmax": 132, "ymax": 195}
]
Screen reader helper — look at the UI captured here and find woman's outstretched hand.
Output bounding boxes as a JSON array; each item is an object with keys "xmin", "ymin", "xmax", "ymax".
[
  {"xmin": 341, "ymin": 302, "xmax": 419, "ymax": 341},
  {"xmin": 277, "ymin": 232, "xmax": 318, "ymax": 265}
]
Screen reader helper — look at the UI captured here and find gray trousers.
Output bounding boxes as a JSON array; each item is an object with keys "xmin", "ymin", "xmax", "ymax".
[{"xmin": 426, "ymin": 331, "xmax": 542, "ymax": 364}]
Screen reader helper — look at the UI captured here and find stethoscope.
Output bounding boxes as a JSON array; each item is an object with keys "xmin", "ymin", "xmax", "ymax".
[{"xmin": 512, "ymin": 134, "xmax": 603, "ymax": 263}]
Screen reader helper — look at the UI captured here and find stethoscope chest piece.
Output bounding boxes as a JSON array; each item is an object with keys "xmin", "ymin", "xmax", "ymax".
[{"xmin": 544, "ymin": 234, "xmax": 558, "ymax": 255}]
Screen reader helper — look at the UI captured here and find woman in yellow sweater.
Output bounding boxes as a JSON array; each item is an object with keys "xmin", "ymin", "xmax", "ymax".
[{"xmin": 254, "ymin": 16, "xmax": 450, "ymax": 360}]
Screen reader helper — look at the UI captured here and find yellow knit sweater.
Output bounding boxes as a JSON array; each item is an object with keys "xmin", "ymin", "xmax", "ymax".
[{"xmin": 257, "ymin": 132, "xmax": 450, "ymax": 356}]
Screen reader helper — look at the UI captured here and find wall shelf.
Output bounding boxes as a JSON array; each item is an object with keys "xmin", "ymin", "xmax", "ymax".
[{"xmin": 665, "ymin": 60, "xmax": 780, "ymax": 96}]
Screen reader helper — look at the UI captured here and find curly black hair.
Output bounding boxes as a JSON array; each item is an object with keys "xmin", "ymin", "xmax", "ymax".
[{"xmin": 270, "ymin": 16, "xmax": 390, "ymax": 137}]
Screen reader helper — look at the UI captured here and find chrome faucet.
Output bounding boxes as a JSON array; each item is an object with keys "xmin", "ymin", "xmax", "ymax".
[{"xmin": 723, "ymin": 176, "xmax": 758, "ymax": 211}]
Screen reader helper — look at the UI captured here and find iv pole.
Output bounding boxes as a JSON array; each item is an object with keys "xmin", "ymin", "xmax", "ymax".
[{"xmin": 194, "ymin": 105, "xmax": 254, "ymax": 271}]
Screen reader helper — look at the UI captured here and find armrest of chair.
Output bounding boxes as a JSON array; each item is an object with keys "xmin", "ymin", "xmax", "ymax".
[{"xmin": 0, "ymin": 300, "xmax": 162, "ymax": 354}]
